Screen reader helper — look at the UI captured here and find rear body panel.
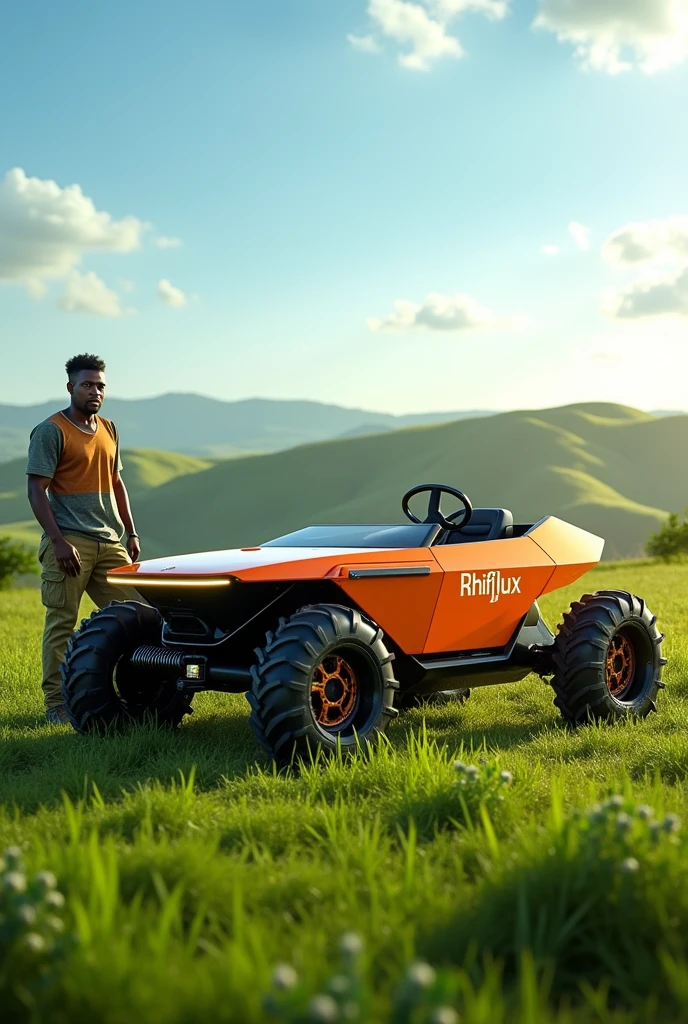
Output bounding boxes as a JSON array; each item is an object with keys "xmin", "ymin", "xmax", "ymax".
[{"xmin": 528, "ymin": 517, "xmax": 604, "ymax": 593}]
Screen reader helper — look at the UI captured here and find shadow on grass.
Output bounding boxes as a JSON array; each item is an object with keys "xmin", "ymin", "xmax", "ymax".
[
  {"xmin": 0, "ymin": 709, "xmax": 50, "ymax": 730},
  {"xmin": 0, "ymin": 707, "xmax": 264, "ymax": 813},
  {"xmin": 389, "ymin": 711, "xmax": 558, "ymax": 755}
]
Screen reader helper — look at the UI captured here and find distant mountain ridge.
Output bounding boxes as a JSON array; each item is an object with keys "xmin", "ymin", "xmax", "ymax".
[
  {"xmin": 0, "ymin": 394, "xmax": 494, "ymax": 463},
  {"xmin": 3, "ymin": 402, "xmax": 687, "ymax": 561}
]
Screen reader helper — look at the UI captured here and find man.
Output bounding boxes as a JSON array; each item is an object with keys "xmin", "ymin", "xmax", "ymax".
[{"xmin": 27, "ymin": 353, "xmax": 141, "ymax": 724}]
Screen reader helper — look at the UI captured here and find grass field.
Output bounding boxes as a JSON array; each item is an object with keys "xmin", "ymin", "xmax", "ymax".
[{"xmin": 2, "ymin": 561, "xmax": 688, "ymax": 1022}]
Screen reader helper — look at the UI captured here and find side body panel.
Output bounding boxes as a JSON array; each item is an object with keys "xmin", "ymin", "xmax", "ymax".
[
  {"xmin": 423, "ymin": 538, "xmax": 555, "ymax": 654},
  {"xmin": 335, "ymin": 561, "xmax": 442, "ymax": 653}
]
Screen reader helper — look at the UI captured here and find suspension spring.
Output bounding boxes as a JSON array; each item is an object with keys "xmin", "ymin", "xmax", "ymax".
[{"xmin": 129, "ymin": 645, "xmax": 185, "ymax": 672}]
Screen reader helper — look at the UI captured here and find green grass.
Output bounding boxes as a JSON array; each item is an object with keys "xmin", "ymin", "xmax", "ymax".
[{"xmin": 2, "ymin": 561, "xmax": 688, "ymax": 1021}]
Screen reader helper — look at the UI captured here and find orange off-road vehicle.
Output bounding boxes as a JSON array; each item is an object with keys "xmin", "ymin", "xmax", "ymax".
[{"xmin": 61, "ymin": 485, "xmax": 666, "ymax": 765}]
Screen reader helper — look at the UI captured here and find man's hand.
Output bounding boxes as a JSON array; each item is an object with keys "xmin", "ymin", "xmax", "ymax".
[
  {"xmin": 52, "ymin": 537, "xmax": 82, "ymax": 576},
  {"xmin": 126, "ymin": 534, "xmax": 141, "ymax": 563}
]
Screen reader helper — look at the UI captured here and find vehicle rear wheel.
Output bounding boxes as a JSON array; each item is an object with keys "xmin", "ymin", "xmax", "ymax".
[
  {"xmin": 247, "ymin": 604, "xmax": 399, "ymax": 767},
  {"xmin": 61, "ymin": 601, "xmax": 194, "ymax": 733},
  {"xmin": 396, "ymin": 688, "xmax": 470, "ymax": 712},
  {"xmin": 550, "ymin": 590, "xmax": 665, "ymax": 726}
]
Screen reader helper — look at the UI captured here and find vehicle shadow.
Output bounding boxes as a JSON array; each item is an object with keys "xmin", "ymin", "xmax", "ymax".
[
  {"xmin": 0, "ymin": 701, "xmax": 264, "ymax": 814},
  {"xmin": 389, "ymin": 712, "xmax": 558, "ymax": 754},
  {"xmin": 1, "ymin": 695, "xmax": 562, "ymax": 815}
]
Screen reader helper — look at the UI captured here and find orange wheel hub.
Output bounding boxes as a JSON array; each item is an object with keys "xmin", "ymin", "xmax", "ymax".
[
  {"xmin": 606, "ymin": 632, "xmax": 635, "ymax": 697},
  {"xmin": 311, "ymin": 654, "xmax": 358, "ymax": 728}
]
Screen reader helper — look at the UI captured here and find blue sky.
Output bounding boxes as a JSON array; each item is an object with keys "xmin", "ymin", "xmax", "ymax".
[{"xmin": 1, "ymin": 0, "xmax": 687, "ymax": 413}]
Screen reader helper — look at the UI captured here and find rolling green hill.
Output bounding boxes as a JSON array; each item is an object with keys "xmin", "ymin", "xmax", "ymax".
[
  {"xmin": 0, "ymin": 394, "xmax": 492, "ymax": 462},
  {"xmin": 0, "ymin": 449, "xmax": 218, "ymax": 550},
  {"xmin": 128, "ymin": 402, "xmax": 684, "ymax": 561},
  {"xmin": 4, "ymin": 403, "xmax": 686, "ymax": 561}
]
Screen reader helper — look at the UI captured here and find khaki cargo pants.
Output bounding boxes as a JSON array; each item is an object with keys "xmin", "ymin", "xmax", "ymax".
[{"xmin": 39, "ymin": 533, "xmax": 140, "ymax": 709}]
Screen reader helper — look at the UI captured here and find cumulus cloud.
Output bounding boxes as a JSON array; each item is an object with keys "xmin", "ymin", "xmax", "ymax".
[
  {"xmin": 0, "ymin": 167, "xmax": 144, "ymax": 293},
  {"xmin": 569, "ymin": 221, "xmax": 591, "ymax": 251},
  {"xmin": 603, "ymin": 214, "xmax": 688, "ymax": 321},
  {"xmin": 430, "ymin": 0, "xmax": 507, "ymax": 16},
  {"xmin": 158, "ymin": 278, "xmax": 187, "ymax": 307},
  {"xmin": 367, "ymin": 0, "xmax": 463, "ymax": 69},
  {"xmin": 533, "ymin": 0, "xmax": 688, "ymax": 75},
  {"xmin": 368, "ymin": 291, "xmax": 523, "ymax": 331},
  {"xmin": 58, "ymin": 271, "xmax": 124, "ymax": 317},
  {"xmin": 606, "ymin": 266, "xmax": 688, "ymax": 320},
  {"xmin": 347, "ymin": 33, "xmax": 381, "ymax": 53},
  {"xmin": 541, "ymin": 244, "xmax": 560, "ymax": 256},
  {"xmin": 155, "ymin": 235, "xmax": 183, "ymax": 249},
  {"xmin": 602, "ymin": 215, "xmax": 688, "ymax": 267},
  {"xmin": 349, "ymin": 0, "xmax": 509, "ymax": 70}
]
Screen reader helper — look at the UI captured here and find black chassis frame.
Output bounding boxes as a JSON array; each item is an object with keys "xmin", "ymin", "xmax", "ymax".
[{"xmin": 124, "ymin": 575, "xmax": 557, "ymax": 699}]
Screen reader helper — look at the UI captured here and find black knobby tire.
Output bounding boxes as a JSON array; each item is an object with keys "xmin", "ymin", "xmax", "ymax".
[
  {"xmin": 61, "ymin": 601, "xmax": 194, "ymax": 734},
  {"xmin": 247, "ymin": 603, "xmax": 399, "ymax": 767},
  {"xmin": 396, "ymin": 689, "xmax": 470, "ymax": 712},
  {"xmin": 551, "ymin": 590, "xmax": 666, "ymax": 726}
]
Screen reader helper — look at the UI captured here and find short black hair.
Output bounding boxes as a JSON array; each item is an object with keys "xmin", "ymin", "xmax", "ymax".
[{"xmin": 65, "ymin": 353, "xmax": 106, "ymax": 380}]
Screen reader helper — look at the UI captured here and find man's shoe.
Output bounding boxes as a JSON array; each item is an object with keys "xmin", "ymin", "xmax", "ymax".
[{"xmin": 45, "ymin": 705, "xmax": 71, "ymax": 725}]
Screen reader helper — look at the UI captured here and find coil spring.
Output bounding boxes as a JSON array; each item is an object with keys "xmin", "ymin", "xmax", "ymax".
[{"xmin": 129, "ymin": 645, "xmax": 184, "ymax": 671}]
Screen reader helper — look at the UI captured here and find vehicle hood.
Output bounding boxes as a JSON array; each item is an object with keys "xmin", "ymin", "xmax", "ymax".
[{"xmin": 108, "ymin": 545, "xmax": 434, "ymax": 584}]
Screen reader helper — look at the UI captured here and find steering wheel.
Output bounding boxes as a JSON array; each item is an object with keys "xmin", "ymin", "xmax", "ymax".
[{"xmin": 401, "ymin": 484, "xmax": 473, "ymax": 534}]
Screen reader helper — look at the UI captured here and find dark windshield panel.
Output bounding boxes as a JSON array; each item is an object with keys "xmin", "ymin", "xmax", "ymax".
[{"xmin": 262, "ymin": 524, "xmax": 438, "ymax": 548}]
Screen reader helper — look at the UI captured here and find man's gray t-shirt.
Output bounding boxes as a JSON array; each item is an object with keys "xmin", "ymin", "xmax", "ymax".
[{"xmin": 26, "ymin": 411, "xmax": 125, "ymax": 543}]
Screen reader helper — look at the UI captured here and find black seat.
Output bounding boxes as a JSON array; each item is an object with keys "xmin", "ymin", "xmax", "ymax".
[{"xmin": 443, "ymin": 508, "xmax": 513, "ymax": 544}]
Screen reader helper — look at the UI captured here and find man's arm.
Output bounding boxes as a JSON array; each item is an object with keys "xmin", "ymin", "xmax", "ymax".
[
  {"xmin": 27, "ymin": 475, "xmax": 82, "ymax": 576},
  {"xmin": 113, "ymin": 474, "xmax": 141, "ymax": 562}
]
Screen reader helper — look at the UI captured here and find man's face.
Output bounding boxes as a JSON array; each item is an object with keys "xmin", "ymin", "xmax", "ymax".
[{"xmin": 68, "ymin": 370, "xmax": 107, "ymax": 414}]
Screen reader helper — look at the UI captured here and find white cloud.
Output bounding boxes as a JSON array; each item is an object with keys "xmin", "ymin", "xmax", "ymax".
[
  {"xmin": 533, "ymin": 0, "xmax": 688, "ymax": 75},
  {"xmin": 347, "ymin": 33, "xmax": 382, "ymax": 53},
  {"xmin": 367, "ymin": 0, "xmax": 463, "ymax": 70},
  {"xmin": 0, "ymin": 167, "xmax": 143, "ymax": 292},
  {"xmin": 602, "ymin": 215, "xmax": 688, "ymax": 267},
  {"xmin": 569, "ymin": 221, "xmax": 591, "ymax": 251},
  {"xmin": 428, "ymin": 0, "xmax": 507, "ymax": 17},
  {"xmin": 350, "ymin": 0, "xmax": 509, "ymax": 71},
  {"xmin": 606, "ymin": 265, "xmax": 688, "ymax": 320},
  {"xmin": 368, "ymin": 291, "xmax": 524, "ymax": 331},
  {"xmin": 58, "ymin": 271, "xmax": 124, "ymax": 317},
  {"xmin": 155, "ymin": 235, "xmax": 183, "ymax": 249},
  {"xmin": 603, "ymin": 214, "xmax": 688, "ymax": 321},
  {"xmin": 118, "ymin": 279, "xmax": 135, "ymax": 292},
  {"xmin": 541, "ymin": 244, "xmax": 560, "ymax": 256},
  {"xmin": 158, "ymin": 278, "xmax": 187, "ymax": 307}
]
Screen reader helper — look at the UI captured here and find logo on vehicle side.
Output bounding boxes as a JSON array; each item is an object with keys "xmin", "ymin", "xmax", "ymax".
[{"xmin": 460, "ymin": 571, "xmax": 522, "ymax": 604}]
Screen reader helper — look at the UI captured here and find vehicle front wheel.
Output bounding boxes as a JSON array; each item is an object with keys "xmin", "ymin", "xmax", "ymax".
[
  {"xmin": 61, "ymin": 601, "xmax": 194, "ymax": 733},
  {"xmin": 247, "ymin": 604, "xmax": 399, "ymax": 767},
  {"xmin": 551, "ymin": 590, "xmax": 665, "ymax": 726}
]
